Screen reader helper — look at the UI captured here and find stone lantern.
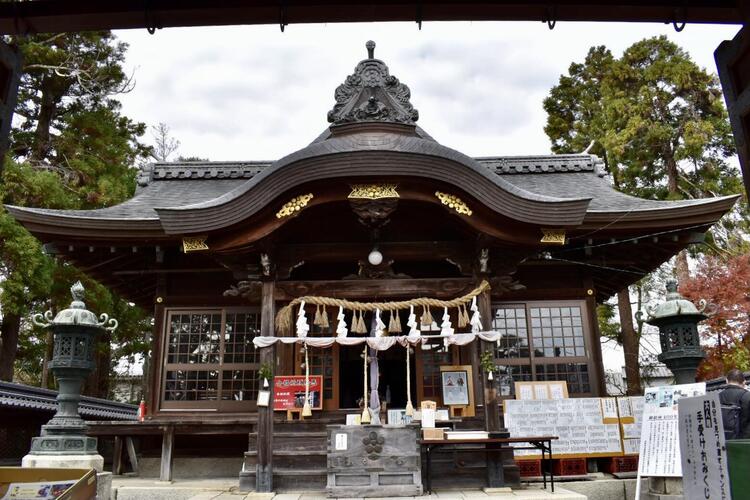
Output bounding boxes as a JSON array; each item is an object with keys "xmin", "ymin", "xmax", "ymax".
[
  {"xmin": 22, "ymin": 281, "xmax": 118, "ymax": 471},
  {"xmin": 638, "ymin": 278, "xmax": 708, "ymax": 385}
]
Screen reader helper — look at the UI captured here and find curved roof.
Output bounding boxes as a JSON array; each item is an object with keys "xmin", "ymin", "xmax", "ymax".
[{"xmin": 4, "ymin": 43, "xmax": 738, "ymax": 238}]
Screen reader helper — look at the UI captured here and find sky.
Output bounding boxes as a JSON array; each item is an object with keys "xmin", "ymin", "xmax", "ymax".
[
  {"xmin": 112, "ymin": 20, "xmax": 741, "ymax": 374},
  {"xmin": 114, "ymin": 20, "xmax": 740, "ymax": 162}
]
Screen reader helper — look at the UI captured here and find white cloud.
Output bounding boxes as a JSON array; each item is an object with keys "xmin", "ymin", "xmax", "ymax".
[{"xmin": 114, "ymin": 21, "xmax": 739, "ymax": 161}]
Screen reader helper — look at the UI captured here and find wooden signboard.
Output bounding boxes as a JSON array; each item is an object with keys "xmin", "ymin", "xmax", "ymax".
[
  {"xmin": 514, "ymin": 381, "xmax": 569, "ymax": 400},
  {"xmin": 439, "ymin": 365, "xmax": 474, "ymax": 417},
  {"xmin": 273, "ymin": 375, "xmax": 323, "ymax": 411}
]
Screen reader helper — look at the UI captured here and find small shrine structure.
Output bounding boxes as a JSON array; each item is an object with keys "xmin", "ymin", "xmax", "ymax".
[{"xmin": 6, "ymin": 42, "xmax": 737, "ymax": 490}]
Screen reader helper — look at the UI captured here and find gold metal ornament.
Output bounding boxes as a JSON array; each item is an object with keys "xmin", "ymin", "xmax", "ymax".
[
  {"xmin": 348, "ymin": 183, "xmax": 400, "ymax": 200},
  {"xmin": 435, "ymin": 191, "xmax": 472, "ymax": 216},
  {"xmin": 540, "ymin": 229, "xmax": 566, "ymax": 245},
  {"xmin": 276, "ymin": 193, "xmax": 314, "ymax": 219},
  {"xmin": 182, "ymin": 236, "xmax": 209, "ymax": 253}
]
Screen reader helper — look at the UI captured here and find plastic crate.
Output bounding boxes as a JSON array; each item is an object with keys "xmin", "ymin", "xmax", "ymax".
[
  {"xmin": 516, "ymin": 459, "xmax": 542, "ymax": 477},
  {"xmin": 553, "ymin": 458, "xmax": 587, "ymax": 476},
  {"xmin": 604, "ymin": 456, "xmax": 639, "ymax": 474}
]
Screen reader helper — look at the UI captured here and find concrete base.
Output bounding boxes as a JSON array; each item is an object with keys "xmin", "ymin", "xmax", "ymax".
[
  {"xmin": 22, "ymin": 452, "xmax": 104, "ymax": 472},
  {"xmin": 97, "ymin": 472, "xmax": 113, "ymax": 500},
  {"xmin": 644, "ymin": 477, "xmax": 683, "ymax": 499}
]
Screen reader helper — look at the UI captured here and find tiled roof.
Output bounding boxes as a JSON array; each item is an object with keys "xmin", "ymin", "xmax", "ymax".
[
  {"xmin": 0, "ymin": 381, "xmax": 137, "ymax": 420},
  {"xmin": 476, "ymin": 154, "xmax": 603, "ymax": 175}
]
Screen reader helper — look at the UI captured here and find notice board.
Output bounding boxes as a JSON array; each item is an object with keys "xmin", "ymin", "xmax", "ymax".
[
  {"xmin": 678, "ymin": 393, "xmax": 730, "ymax": 500},
  {"xmin": 504, "ymin": 398, "xmax": 622, "ymax": 458},
  {"xmin": 273, "ymin": 375, "xmax": 323, "ymax": 411},
  {"xmin": 637, "ymin": 382, "xmax": 706, "ymax": 477}
]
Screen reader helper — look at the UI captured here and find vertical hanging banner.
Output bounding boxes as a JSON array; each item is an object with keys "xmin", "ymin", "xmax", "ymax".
[
  {"xmin": 678, "ymin": 393, "xmax": 731, "ymax": 500},
  {"xmin": 637, "ymin": 383, "xmax": 706, "ymax": 477}
]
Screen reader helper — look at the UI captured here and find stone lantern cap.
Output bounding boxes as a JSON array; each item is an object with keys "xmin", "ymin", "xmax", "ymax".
[
  {"xmin": 639, "ymin": 278, "xmax": 709, "ymax": 325},
  {"xmin": 33, "ymin": 281, "xmax": 118, "ymax": 331}
]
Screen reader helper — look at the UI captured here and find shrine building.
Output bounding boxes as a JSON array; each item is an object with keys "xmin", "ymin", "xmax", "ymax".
[{"xmin": 5, "ymin": 42, "xmax": 737, "ymax": 490}]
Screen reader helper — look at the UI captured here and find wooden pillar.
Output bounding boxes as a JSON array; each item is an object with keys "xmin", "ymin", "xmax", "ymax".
[
  {"xmin": 112, "ymin": 436, "xmax": 123, "ymax": 475},
  {"xmin": 584, "ymin": 278, "xmax": 606, "ymax": 397},
  {"xmin": 160, "ymin": 425, "xmax": 174, "ymax": 482},
  {"xmin": 256, "ymin": 280, "xmax": 275, "ymax": 492},
  {"xmin": 149, "ymin": 275, "xmax": 167, "ymax": 417},
  {"xmin": 477, "ymin": 285, "xmax": 500, "ymax": 433}
]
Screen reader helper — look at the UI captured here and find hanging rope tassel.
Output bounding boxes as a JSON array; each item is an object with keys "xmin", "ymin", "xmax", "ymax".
[
  {"xmin": 302, "ymin": 345, "xmax": 312, "ymax": 417},
  {"xmin": 405, "ymin": 345, "xmax": 414, "ymax": 416},
  {"xmin": 420, "ymin": 306, "xmax": 433, "ymax": 327},
  {"xmin": 457, "ymin": 304, "xmax": 467, "ymax": 329},
  {"xmin": 320, "ymin": 306, "xmax": 329, "ymax": 329},
  {"xmin": 361, "ymin": 345, "xmax": 371, "ymax": 424},
  {"xmin": 389, "ymin": 310, "xmax": 402, "ymax": 333},
  {"xmin": 313, "ymin": 304, "xmax": 323, "ymax": 327}
]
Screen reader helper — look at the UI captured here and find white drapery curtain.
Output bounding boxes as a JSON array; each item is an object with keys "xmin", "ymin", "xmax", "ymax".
[{"xmin": 253, "ymin": 331, "xmax": 503, "ymax": 350}]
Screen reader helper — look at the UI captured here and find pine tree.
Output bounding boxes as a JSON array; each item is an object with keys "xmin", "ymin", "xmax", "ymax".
[
  {"xmin": 543, "ymin": 36, "xmax": 743, "ymax": 394},
  {"xmin": 0, "ymin": 32, "xmax": 151, "ymax": 395}
]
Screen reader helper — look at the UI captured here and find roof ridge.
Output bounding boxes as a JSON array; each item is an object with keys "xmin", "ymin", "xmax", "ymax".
[
  {"xmin": 476, "ymin": 154, "xmax": 606, "ymax": 176},
  {"xmin": 137, "ymin": 161, "xmax": 273, "ymax": 185}
]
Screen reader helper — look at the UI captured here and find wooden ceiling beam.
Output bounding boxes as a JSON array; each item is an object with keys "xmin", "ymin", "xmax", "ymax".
[{"xmin": 0, "ymin": 1, "xmax": 740, "ymax": 35}]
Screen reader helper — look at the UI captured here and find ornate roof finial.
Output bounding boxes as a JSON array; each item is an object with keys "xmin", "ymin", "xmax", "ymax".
[
  {"xmin": 327, "ymin": 41, "xmax": 418, "ymax": 126},
  {"xmin": 70, "ymin": 281, "xmax": 85, "ymax": 308}
]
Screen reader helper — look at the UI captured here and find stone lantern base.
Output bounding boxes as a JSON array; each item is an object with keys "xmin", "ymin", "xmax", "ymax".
[{"xmin": 21, "ymin": 453, "xmax": 104, "ymax": 472}]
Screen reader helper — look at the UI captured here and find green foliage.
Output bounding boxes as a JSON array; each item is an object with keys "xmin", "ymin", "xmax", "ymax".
[
  {"xmin": 258, "ymin": 362, "xmax": 274, "ymax": 382},
  {"xmin": 0, "ymin": 31, "xmax": 152, "ymax": 391},
  {"xmin": 544, "ymin": 36, "xmax": 744, "ymax": 223},
  {"xmin": 596, "ymin": 303, "xmax": 621, "ymax": 342}
]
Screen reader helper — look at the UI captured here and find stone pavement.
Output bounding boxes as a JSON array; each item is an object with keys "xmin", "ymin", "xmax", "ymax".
[{"xmin": 111, "ymin": 478, "xmax": 586, "ymax": 500}]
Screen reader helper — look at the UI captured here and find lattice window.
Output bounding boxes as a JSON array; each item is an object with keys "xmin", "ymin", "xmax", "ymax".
[
  {"xmin": 421, "ymin": 342, "xmax": 452, "ymax": 403},
  {"xmin": 161, "ymin": 309, "xmax": 260, "ymax": 411},
  {"xmin": 167, "ymin": 313, "xmax": 221, "ymax": 364},
  {"xmin": 221, "ymin": 370, "xmax": 258, "ymax": 401},
  {"xmin": 492, "ymin": 301, "xmax": 594, "ymax": 397},
  {"xmin": 535, "ymin": 363, "xmax": 591, "ymax": 394},
  {"xmin": 530, "ymin": 306, "xmax": 585, "ymax": 358},
  {"xmin": 224, "ymin": 313, "xmax": 260, "ymax": 364},
  {"xmin": 164, "ymin": 369, "xmax": 219, "ymax": 401},
  {"xmin": 493, "ymin": 306, "xmax": 529, "ymax": 359}
]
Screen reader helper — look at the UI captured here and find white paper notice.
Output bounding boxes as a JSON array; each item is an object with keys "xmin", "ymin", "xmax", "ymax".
[
  {"xmin": 335, "ymin": 433, "xmax": 348, "ymax": 451},
  {"xmin": 534, "ymin": 384, "xmax": 549, "ymax": 400},
  {"xmin": 549, "ymin": 383, "xmax": 566, "ymax": 400},
  {"xmin": 618, "ymin": 397, "xmax": 634, "ymax": 419},
  {"xmin": 678, "ymin": 393, "xmax": 730, "ymax": 500},
  {"xmin": 518, "ymin": 385, "xmax": 534, "ymax": 400},
  {"xmin": 638, "ymin": 383, "xmax": 706, "ymax": 477},
  {"xmin": 601, "ymin": 398, "xmax": 618, "ymax": 419},
  {"xmin": 505, "ymin": 398, "xmax": 622, "ymax": 457},
  {"xmin": 421, "ymin": 408, "xmax": 436, "ymax": 428}
]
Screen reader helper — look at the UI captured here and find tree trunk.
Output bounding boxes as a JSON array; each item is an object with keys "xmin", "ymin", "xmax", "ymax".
[
  {"xmin": 665, "ymin": 155, "xmax": 679, "ymax": 196},
  {"xmin": 0, "ymin": 313, "xmax": 21, "ymax": 381},
  {"xmin": 30, "ymin": 76, "xmax": 59, "ymax": 162},
  {"xmin": 618, "ymin": 288, "xmax": 642, "ymax": 396},
  {"xmin": 40, "ymin": 329, "xmax": 53, "ymax": 388},
  {"xmin": 675, "ymin": 250, "xmax": 690, "ymax": 284},
  {"xmin": 84, "ymin": 333, "xmax": 111, "ymax": 398}
]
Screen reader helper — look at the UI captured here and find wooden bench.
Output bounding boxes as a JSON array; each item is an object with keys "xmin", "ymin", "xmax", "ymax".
[
  {"xmin": 418, "ymin": 435, "xmax": 558, "ymax": 493},
  {"xmin": 87, "ymin": 418, "xmax": 256, "ymax": 481}
]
